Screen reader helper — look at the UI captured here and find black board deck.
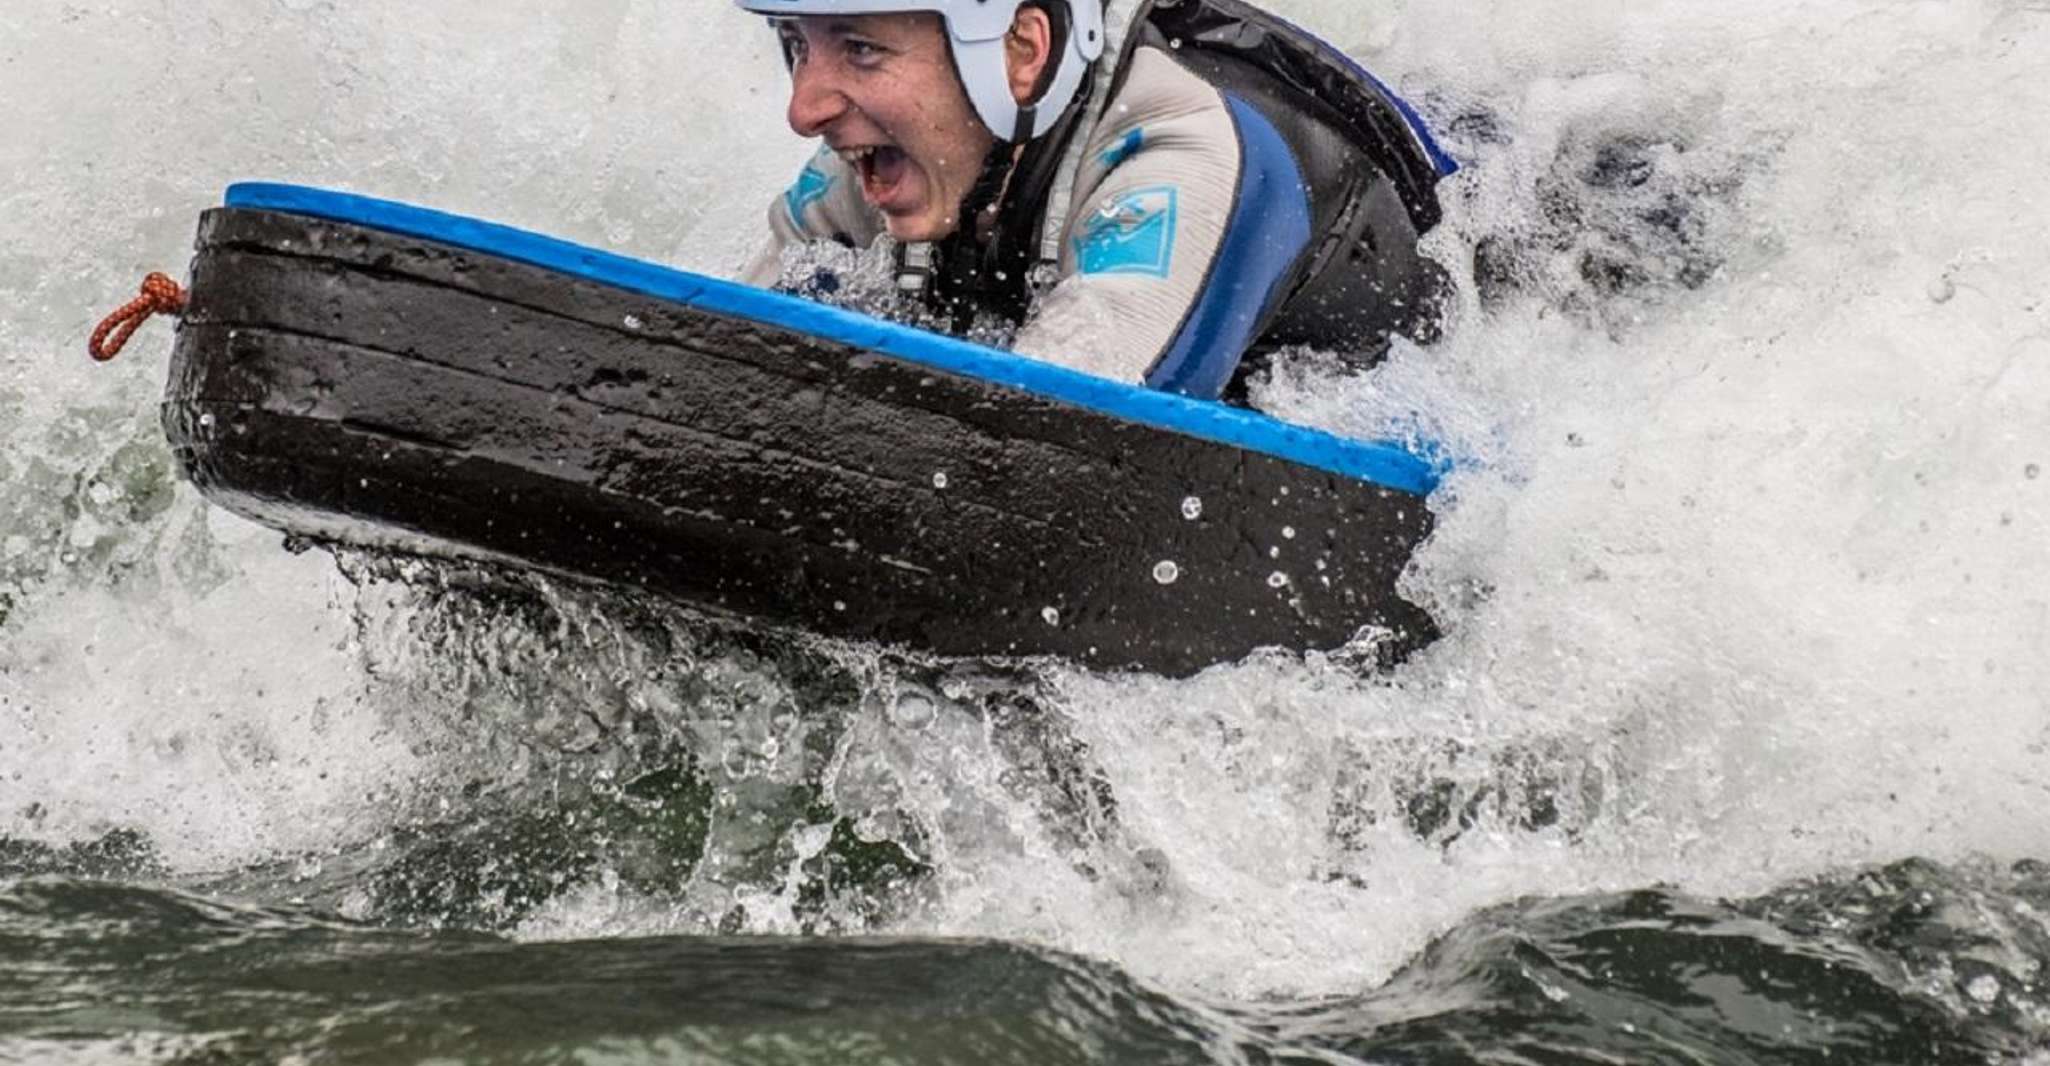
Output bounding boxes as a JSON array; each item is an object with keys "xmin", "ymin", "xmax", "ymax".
[{"xmin": 162, "ymin": 184, "xmax": 1441, "ymax": 675}]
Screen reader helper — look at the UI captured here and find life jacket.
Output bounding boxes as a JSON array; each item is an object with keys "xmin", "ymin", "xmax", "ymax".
[{"xmin": 919, "ymin": 0, "xmax": 1456, "ymax": 393}]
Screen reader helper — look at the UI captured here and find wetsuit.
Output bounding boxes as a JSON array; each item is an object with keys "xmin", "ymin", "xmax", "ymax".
[{"xmin": 744, "ymin": 0, "xmax": 1456, "ymax": 400}]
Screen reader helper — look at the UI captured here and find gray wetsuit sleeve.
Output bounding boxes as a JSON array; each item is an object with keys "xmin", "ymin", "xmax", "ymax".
[
  {"xmin": 741, "ymin": 147, "xmax": 884, "ymax": 288},
  {"xmin": 1012, "ymin": 48, "xmax": 1241, "ymax": 385}
]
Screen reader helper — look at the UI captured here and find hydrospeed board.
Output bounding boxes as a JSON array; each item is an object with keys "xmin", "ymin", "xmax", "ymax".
[{"xmin": 162, "ymin": 183, "xmax": 1443, "ymax": 675}]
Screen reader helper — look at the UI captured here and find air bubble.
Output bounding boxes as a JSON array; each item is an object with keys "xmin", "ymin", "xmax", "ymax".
[
  {"xmin": 1153, "ymin": 560, "xmax": 1180, "ymax": 585},
  {"xmin": 198, "ymin": 412, "xmax": 215, "ymax": 428},
  {"xmin": 1041, "ymin": 606, "xmax": 1061, "ymax": 626},
  {"xmin": 890, "ymin": 691, "xmax": 937, "ymax": 730},
  {"xmin": 720, "ymin": 737, "xmax": 768, "ymax": 777},
  {"xmin": 1282, "ymin": 526, "xmax": 1296, "ymax": 539},
  {"xmin": 2028, "ymin": 464, "xmax": 2042, "ymax": 480},
  {"xmin": 933, "ymin": 472, "xmax": 949, "ymax": 489},
  {"xmin": 1181, "ymin": 496, "xmax": 1203, "ymax": 520},
  {"xmin": 1267, "ymin": 571, "xmax": 1289, "ymax": 589},
  {"xmin": 622, "ymin": 314, "xmax": 644, "ymax": 331}
]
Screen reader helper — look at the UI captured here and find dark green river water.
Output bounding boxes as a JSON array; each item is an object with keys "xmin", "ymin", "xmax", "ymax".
[
  {"xmin": 3, "ymin": 858, "xmax": 2045, "ymax": 1064},
  {"xmin": 11, "ymin": 2, "xmax": 2050, "ymax": 1062}
]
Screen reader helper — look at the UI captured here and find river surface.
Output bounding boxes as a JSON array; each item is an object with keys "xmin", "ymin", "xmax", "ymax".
[{"xmin": 4, "ymin": 1, "xmax": 2049, "ymax": 1062}]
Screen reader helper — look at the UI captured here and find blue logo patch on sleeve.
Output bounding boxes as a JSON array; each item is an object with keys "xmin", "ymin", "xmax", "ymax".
[
  {"xmin": 1098, "ymin": 127, "xmax": 1146, "ymax": 168},
  {"xmin": 783, "ymin": 160, "xmax": 834, "ymax": 227},
  {"xmin": 1074, "ymin": 185, "xmax": 1178, "ymax": 278}
]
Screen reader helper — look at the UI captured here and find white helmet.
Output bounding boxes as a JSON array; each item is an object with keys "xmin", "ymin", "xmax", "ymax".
[{"xmin": 734, "ymin": 0, "xmax": 1106, "ymax": 142}]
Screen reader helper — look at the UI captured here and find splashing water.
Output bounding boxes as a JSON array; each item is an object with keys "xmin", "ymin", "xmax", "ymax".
[{"xmin": 4, "ymin": 0, "xmax": 2050, "ymax": 1056}]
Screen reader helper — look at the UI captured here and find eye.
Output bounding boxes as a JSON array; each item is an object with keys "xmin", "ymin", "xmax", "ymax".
[
  {"xmin": 776, "ymin": 25, "xmax": 808, "ymax": 65},
  {"xmin": 843, "ymin": 37, "xmax": 886, "ymax": 66}
]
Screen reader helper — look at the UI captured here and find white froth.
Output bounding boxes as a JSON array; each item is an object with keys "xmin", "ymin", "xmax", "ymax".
[
  {"xmin": 4, "ymin": 0, "xmax": 2048, "ymax": 1003},
  {"xmin": 0, "ymin": 511, "xmax": 422, "ymax": 870}
]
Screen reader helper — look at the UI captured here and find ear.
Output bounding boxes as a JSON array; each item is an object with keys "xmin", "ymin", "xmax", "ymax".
[{"xmin": 1005, "ymin": 6, "xmax": 1055, "ymax": 106}]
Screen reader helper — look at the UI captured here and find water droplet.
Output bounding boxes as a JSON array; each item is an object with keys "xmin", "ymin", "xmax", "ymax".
[
  {"xmin": 1967, "ymin": 974, "xmax": 2001, "ymax": 1004},
  {"xmin": 1180, "ymin": 496, "xmax": 1203, "ymax": 520},
  {"xmin": 1041, "ymin": 606, "xmax": 1060, "ymax": 626},
  {"xmin": 198, "ymin": 412, "xmax": 215, "ymax": 428},
  {"xmin": 622, "ymin": 314, "xmax": 644, "ymax": 330},
  {"xmin": 1152, "ymin": 560, "xmax": 1180, "ymax": 585},
  {"xmin": 792, "ymin": 821, "xmax": 833, "ymax": 858},
  {"xmin": 719, "ymin": 738, "xmax": 759, "ymax": 777},
  {"xmin": 1267, "ymin": 571, "xmax": 1289, "ymax": 589},
  {"xmin": 1282, "ymin": 526, "xmax": 1296, "ymax": 540},
  {"xmin": 833, "ymin": 600, "xmax": 847, "ymax": 612},
  {"xmin": 932, "ymin": 471, "xmax": 949, "ymax": 489},
  {"xmin": 890, "ymin": 691, "xmax": 937, "ymax": 730},
  {"xmin": 1269, "ymin": 546, "xmax": 1281, "ymax": 559}
]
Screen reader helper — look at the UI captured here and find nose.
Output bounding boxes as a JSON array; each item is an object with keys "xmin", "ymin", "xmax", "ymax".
[{"xmin": 786, "ymin": 55, "xmax": 849, "ymax": 139}]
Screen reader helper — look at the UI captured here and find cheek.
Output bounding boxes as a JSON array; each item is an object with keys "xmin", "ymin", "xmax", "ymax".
[
  {"xmin": 916, "ymin": 104, "xmax": 989, "ymax": 186},
  {"xmin": 904, "ymin": 64, "xmax": 977, "ymax": 143}
]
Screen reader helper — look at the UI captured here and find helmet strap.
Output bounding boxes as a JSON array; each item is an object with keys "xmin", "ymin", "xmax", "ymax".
[
  {"xmin": 1012, "ymin": 105, "xmax": 1037, "ymax": 144},
  {"xmin": 910, "ymin": 70, "xmax": 1094, "ymax": 331}
]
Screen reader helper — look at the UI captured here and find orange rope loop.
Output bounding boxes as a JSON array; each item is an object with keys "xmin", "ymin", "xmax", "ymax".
[{"xmin": 89, "ymin": 272, "xmax": 187, "ymax": 362}]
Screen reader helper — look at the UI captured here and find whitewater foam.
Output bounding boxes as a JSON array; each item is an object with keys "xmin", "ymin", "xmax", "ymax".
[{"xmin": 3, "ymin": 0, "xmax": 2047, "ymax": 1003}]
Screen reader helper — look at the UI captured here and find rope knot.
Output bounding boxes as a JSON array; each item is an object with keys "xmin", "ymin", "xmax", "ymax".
[{"xmin": 89, "ymin": 271, "xmax": 187, "ymax": 362}]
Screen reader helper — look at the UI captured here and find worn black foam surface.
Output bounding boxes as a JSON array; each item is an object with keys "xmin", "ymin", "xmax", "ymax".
[{"xmin": 163, "ymin": 208, "xmax": 1436, "ymax": 674}]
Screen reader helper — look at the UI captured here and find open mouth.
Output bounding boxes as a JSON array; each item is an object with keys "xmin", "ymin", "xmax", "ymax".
[{"xmin": 841, "ymin": 144, "xmax": 911, "ymax": 206}]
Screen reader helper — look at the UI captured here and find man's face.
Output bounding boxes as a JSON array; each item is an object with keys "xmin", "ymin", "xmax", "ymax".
[{"xmin": 777, "ymin": 14, "xmax": 997, "ymax": 242}]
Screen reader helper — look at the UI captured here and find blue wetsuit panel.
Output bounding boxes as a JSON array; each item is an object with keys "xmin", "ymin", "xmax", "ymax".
[{"xmin": 1143, "ymin": 95, "xmax": 1314, "ymax": 400}]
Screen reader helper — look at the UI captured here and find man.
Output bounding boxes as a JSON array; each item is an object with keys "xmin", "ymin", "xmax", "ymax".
[{"xmin": 738, "ymin": 0, "xmax": 1455, "ymax": 401}]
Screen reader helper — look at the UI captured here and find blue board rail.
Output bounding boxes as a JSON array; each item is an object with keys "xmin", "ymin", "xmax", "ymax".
[{"xmin": 223, "ymin": 182, "xmax": 1447, "ymax": 497}]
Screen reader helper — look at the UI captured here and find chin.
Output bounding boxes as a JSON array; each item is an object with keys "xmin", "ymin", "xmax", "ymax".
[{"xmin": 882, "ymin": 211, "xmax": 957, "ymax": 244}]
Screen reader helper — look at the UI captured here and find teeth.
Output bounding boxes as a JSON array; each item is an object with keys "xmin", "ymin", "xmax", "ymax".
[{"xmin": 838, "ymin": 146, "xmax": 879, "ymax": 166}]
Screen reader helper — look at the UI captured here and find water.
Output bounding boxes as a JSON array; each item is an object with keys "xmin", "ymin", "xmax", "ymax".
[
  {"xmin": 6, "ymin": 862, "xmax": 2049, "ymax": 1062},
  {"xmin": 5, "ymin": 0, "xmax": 2050, "ymax": 1062}
]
